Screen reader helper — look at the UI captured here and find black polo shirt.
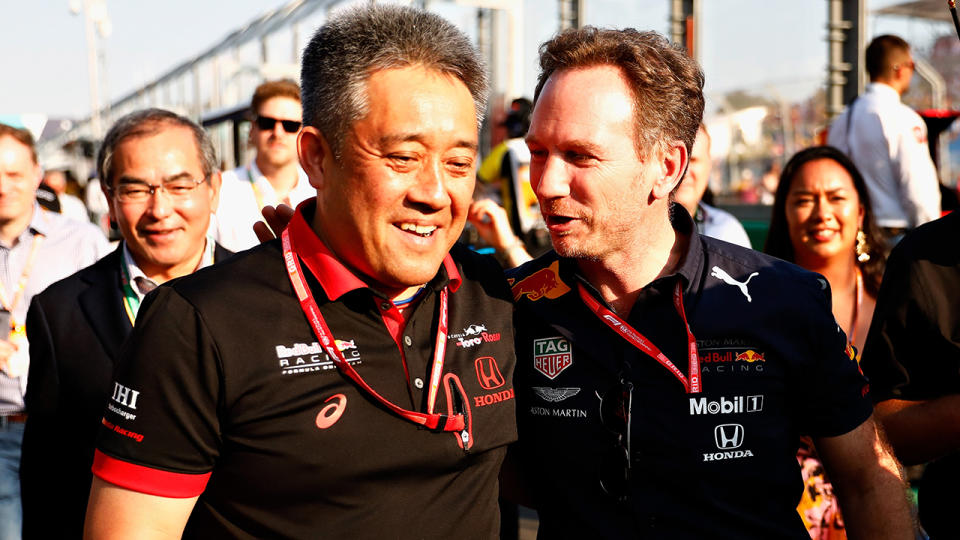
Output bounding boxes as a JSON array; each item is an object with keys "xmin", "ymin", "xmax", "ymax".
[
  {"xmin": 508, "ymin": 208, "xmax": 871, "ymax": 539},
  {"xmin": 861, "ymin": 210, "xmax": 960, "ymax": 402},
  {"xmin": 94, "ymin": 201, "xmax": 517, "ymax": 539},
  {"xmin": 860, "ymin": 211, "xmax": 960, "ymax": 539}
]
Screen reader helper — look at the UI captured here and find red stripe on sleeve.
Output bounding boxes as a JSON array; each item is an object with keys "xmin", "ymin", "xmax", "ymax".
[{"xmin": 91, "ymin": 450, "xmax": 210, "ymax": 498}]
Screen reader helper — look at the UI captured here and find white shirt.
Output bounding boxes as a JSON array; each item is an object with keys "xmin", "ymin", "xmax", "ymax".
[
  {"xmin": 58, "ymin": 193, "xmax": 89, "ymax": 223},
  {"xmin": 210, "ymin": 161, "xmax": 314, "ymax": 252},
  {"xmin": 121, "ymin": 238, "xmax": 216, "ymax": 306},
  {"xmin": 696, "ymin": 203, "xmax": 752, "ymax": 249},
  {"xmin": 828, "ymin": 82, "xmax": 941, "ymax": 228}
]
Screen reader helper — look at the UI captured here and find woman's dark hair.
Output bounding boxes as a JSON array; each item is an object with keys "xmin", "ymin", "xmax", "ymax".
[{"xmin": 764, "ymin": 146, "xmax": 886, "ymax": 296}]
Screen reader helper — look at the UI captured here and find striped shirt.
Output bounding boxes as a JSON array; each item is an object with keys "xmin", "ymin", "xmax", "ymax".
[{"xmin": 0, "ymin": 206, "xmax": 109, "ymax": 414}]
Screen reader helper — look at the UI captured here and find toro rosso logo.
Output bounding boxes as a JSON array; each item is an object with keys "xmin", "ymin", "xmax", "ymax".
[{"xmin": 511, "ymin": 260, "xmax": 571, "ymax": 301}]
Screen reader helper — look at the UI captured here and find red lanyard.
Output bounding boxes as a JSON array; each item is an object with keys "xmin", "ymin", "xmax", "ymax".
[
  {"xmin": 282, "ymin": 228, "xmax": 465, "ymax": 432},
  {"xmin": 578, "ymin": 281, "xmax": 701, "ymax": 394}
]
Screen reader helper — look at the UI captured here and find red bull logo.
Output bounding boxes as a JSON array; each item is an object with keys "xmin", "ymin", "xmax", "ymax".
[
  {"xmin": 335, "ymin": 339, "xmax": 357, "ymax": 351},
  {"xmin": 733, "ymin": 350, "xmax": 765, "ymax": 363},
  {"xmin": 512, "ymin": 261, "xmax": 570, "ymax": 301}
]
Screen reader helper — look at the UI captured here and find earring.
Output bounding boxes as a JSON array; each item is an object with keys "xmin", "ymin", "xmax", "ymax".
[{"xmin": 856, "ymin": 229, "xmax": 870, "ymax": 263}]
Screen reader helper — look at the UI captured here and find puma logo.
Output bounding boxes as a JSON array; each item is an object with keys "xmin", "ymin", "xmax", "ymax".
[{"xmin": 710, "ymin": 266, "xmax": 759, "ymax": 303}]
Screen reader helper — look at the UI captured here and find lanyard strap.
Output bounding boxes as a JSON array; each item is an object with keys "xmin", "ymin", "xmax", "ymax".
[
  {"xmin": 281, "ymin": 228, "xmax": 464, "ymax": 432},
  {"xmin": 0, "ymin": 234, "xmax": 44, "ymax": 315},
  {"xmin": 245, "ymin": 165, "xmax": 266, "ymax": 211},
  {"xmin": 578, "ymin": 281, "xmax": 701, "ymax": 393},
  {"xmin": 119, "ymin": 261, "xmax": 140, "ymax": 327}
]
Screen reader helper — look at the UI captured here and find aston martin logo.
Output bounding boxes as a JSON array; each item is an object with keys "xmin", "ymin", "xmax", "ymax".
[{"xmin": 532, "ymin": 387, "xmax": 581, "ymax": 403}]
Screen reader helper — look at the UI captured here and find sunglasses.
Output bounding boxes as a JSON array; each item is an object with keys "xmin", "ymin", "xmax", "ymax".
[
  {"xmin": 255, "ymin": 115, "xmax": 302, "ymax": 133},
  {"xmin": 598, "ymin": 372, "xmax": 634, "ymax": 502}
]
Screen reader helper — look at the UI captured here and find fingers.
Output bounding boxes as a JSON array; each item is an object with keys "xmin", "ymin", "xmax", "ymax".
[
  {"xmin": 253, "ymin": 221, "xmax": 274, "ymax": 243},
  {"xmin": 256, "ymin": 204, "xmax": 297, "ymax": 243},
  {"xmin": 468, "ymin": 199, "xmax": 518, "ymax": 251}
]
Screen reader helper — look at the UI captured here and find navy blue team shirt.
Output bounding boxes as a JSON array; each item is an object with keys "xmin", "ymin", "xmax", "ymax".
[{"xmin": 508, "ymin": 206, "xmax": 872, "ymax": 539}]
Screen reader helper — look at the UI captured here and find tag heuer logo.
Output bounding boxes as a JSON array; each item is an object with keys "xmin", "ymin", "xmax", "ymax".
[{"xmin": 533, "ymin": 337, "xmax": 573, "ymax": 379}]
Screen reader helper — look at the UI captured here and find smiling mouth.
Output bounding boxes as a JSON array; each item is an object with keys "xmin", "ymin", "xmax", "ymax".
[
  {"xmin": 398, "ymin": 223, "xmax": 437, "ymax": 238},
  {"xmin": 141, "ymin": 228, "xmax": 179, "ymax": 237}
]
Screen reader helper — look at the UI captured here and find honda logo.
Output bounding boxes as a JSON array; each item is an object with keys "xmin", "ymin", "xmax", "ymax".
[
  {"xmin": 475, "ymin": 356, "xmax": 505, "ymax": 390},
  {"xmin": 714, "ymin": 424, "xmax": 744, "ymax": 449}
]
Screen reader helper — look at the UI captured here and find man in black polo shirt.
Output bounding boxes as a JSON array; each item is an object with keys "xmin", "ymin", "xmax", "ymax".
[
  {"xmin": 85, "ymin": 5, "xmax": 516, "ymax": 538},
  {"xmin": 509, "ymin": 27, "xmax": 913, "ymax": 538},
  {"xmin": 859, "ymin": 210, "xmax": 960, "ymax": 538}
]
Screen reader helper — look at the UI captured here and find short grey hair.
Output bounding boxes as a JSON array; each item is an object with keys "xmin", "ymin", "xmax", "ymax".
[
  {"xmin": 301, "ymin": 4, "xmax": 489, "ymax": 158},
  {"xmin": 97, "ymin": 108, "xmax": 218, "ymax": 186}
]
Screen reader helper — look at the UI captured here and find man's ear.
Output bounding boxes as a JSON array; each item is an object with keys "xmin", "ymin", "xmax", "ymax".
[
  {"xmin": 207, "ymin": 170, "xmax": 222, "ymax": 213},
  {"xmin": 651, "ymin": 140, "xmax": 688, "ymax": 200},
  {"xmin": 31, "ymin": 163, "xmax": 42, "ymax": 191},
  {"xmin": 298, "ymin": 127, "xmax": 333, "ymax": 191},
  {"xmin": 99, "ymin": 177, "xmax": 118, "ymax": 226}
]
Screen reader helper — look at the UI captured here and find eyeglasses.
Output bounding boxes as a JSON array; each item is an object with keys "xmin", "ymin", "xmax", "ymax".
[
  {"xmin": 109, "ymin": 176, "xmax": 208, "ymax": 204},
  {"xmin": 255, "ymin": 115, "xmax": 302, "ymax": 133},
  {"xmin": 598, "ymin": 372, "xmax": 634, "ymax": 502}
]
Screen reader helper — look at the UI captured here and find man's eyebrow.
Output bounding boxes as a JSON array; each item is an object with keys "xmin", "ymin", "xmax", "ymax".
[
  {"xmin": 377, "ymin": 134, "xmax": 478, "ymax": 152},
  {"xmin": 116, "ymin": 171, "xmax": 194, "ymax": 184},
  {"xmin": 523, "ymin": 136, "xmax": 604, "ymax": 155},
  {"xmin": 564, "ymin": 139, "xmax": 604, "ymax": 155}
]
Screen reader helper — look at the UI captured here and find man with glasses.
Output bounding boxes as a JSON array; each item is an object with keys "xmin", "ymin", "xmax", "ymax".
[
  {"xmin": 0, "ymin": 123, "xmax": 108, "ymax": 540},
  {"xmin": 508, "ymin": 27, "xmax": 914, "ymax": 538},
  {"xmin": 85, "ymin": 6, "xmax": 515, "ymax": 538},
  {"xmin": 828, "ymin": 34, "xmax": 940, "ymax": 244},
  {"xmin": 19, "ymin": 109, "xmax": 232, "ymax": 539},
  {"xmin": 213, "ymin": 79, "xmax": 314, "ymax": 251}
]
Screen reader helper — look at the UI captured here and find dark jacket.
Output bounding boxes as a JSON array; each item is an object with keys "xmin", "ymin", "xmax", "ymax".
[{"xmin": 20, "ymin": 243, "xmax": 232, "ymax": 539}]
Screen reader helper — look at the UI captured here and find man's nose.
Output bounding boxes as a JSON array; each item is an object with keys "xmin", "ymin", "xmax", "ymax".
[
  {"xmin": 408, "ymin": 159, "xmax": 452, "ymax": 210},
  {"xmin": 532, "ymin": 155, "xmax": 570, "ymax": 200}
]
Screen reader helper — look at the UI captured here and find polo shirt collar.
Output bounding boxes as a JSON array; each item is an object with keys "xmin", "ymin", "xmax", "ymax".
[{"xmin": 287, "ymin": 199, "xmax": 462, "ymax": 302}]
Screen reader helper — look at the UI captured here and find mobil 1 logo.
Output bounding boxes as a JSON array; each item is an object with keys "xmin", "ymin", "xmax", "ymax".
[{"xmin": 689, "ymin": 394, "xmax": 763, "ymax": 416}]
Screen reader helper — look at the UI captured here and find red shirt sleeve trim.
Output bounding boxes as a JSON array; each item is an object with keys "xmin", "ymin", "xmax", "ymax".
[{"xmin": 91, "ymin": 450, "xmax": 210, "ymax": 498}]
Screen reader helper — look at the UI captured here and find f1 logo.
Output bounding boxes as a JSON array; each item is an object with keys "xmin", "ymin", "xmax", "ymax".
[
  {"xmin": 714, "ymin": 424, "xmax": 744, "ymax": 449},
  {"xmin": 475, "ymin": 356, "xmax": 505, "ymax": 390}
]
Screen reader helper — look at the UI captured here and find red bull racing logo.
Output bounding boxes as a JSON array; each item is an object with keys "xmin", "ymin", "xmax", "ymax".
[
  {"xmin": 533, "ymin": 336, "xmax": 573, "ymax": 379},
  {"xmin": 698, "ymin": 346, "xmax": 766, "ymax": 375},
  {"xmin": 511, "ymin": 261, "xmax": 570, "ymax": 301},
  {"xmin": 734, "ymin": 350, "xmax": 765, "ymax": 363}
]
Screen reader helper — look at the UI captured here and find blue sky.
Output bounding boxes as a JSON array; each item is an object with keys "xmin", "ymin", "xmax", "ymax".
[{"xmin": 0, "ymin": 0, "xmax": 952, "ymax": 118}]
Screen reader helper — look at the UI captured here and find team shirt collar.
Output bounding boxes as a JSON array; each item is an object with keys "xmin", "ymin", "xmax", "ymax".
[
  {"xmin": 561, "ymin": 202, "xmax": 701, "ymax": 300},
  {"xmin": 287, "ymin": 199, "xmax": 461, "ymax": 302}
]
